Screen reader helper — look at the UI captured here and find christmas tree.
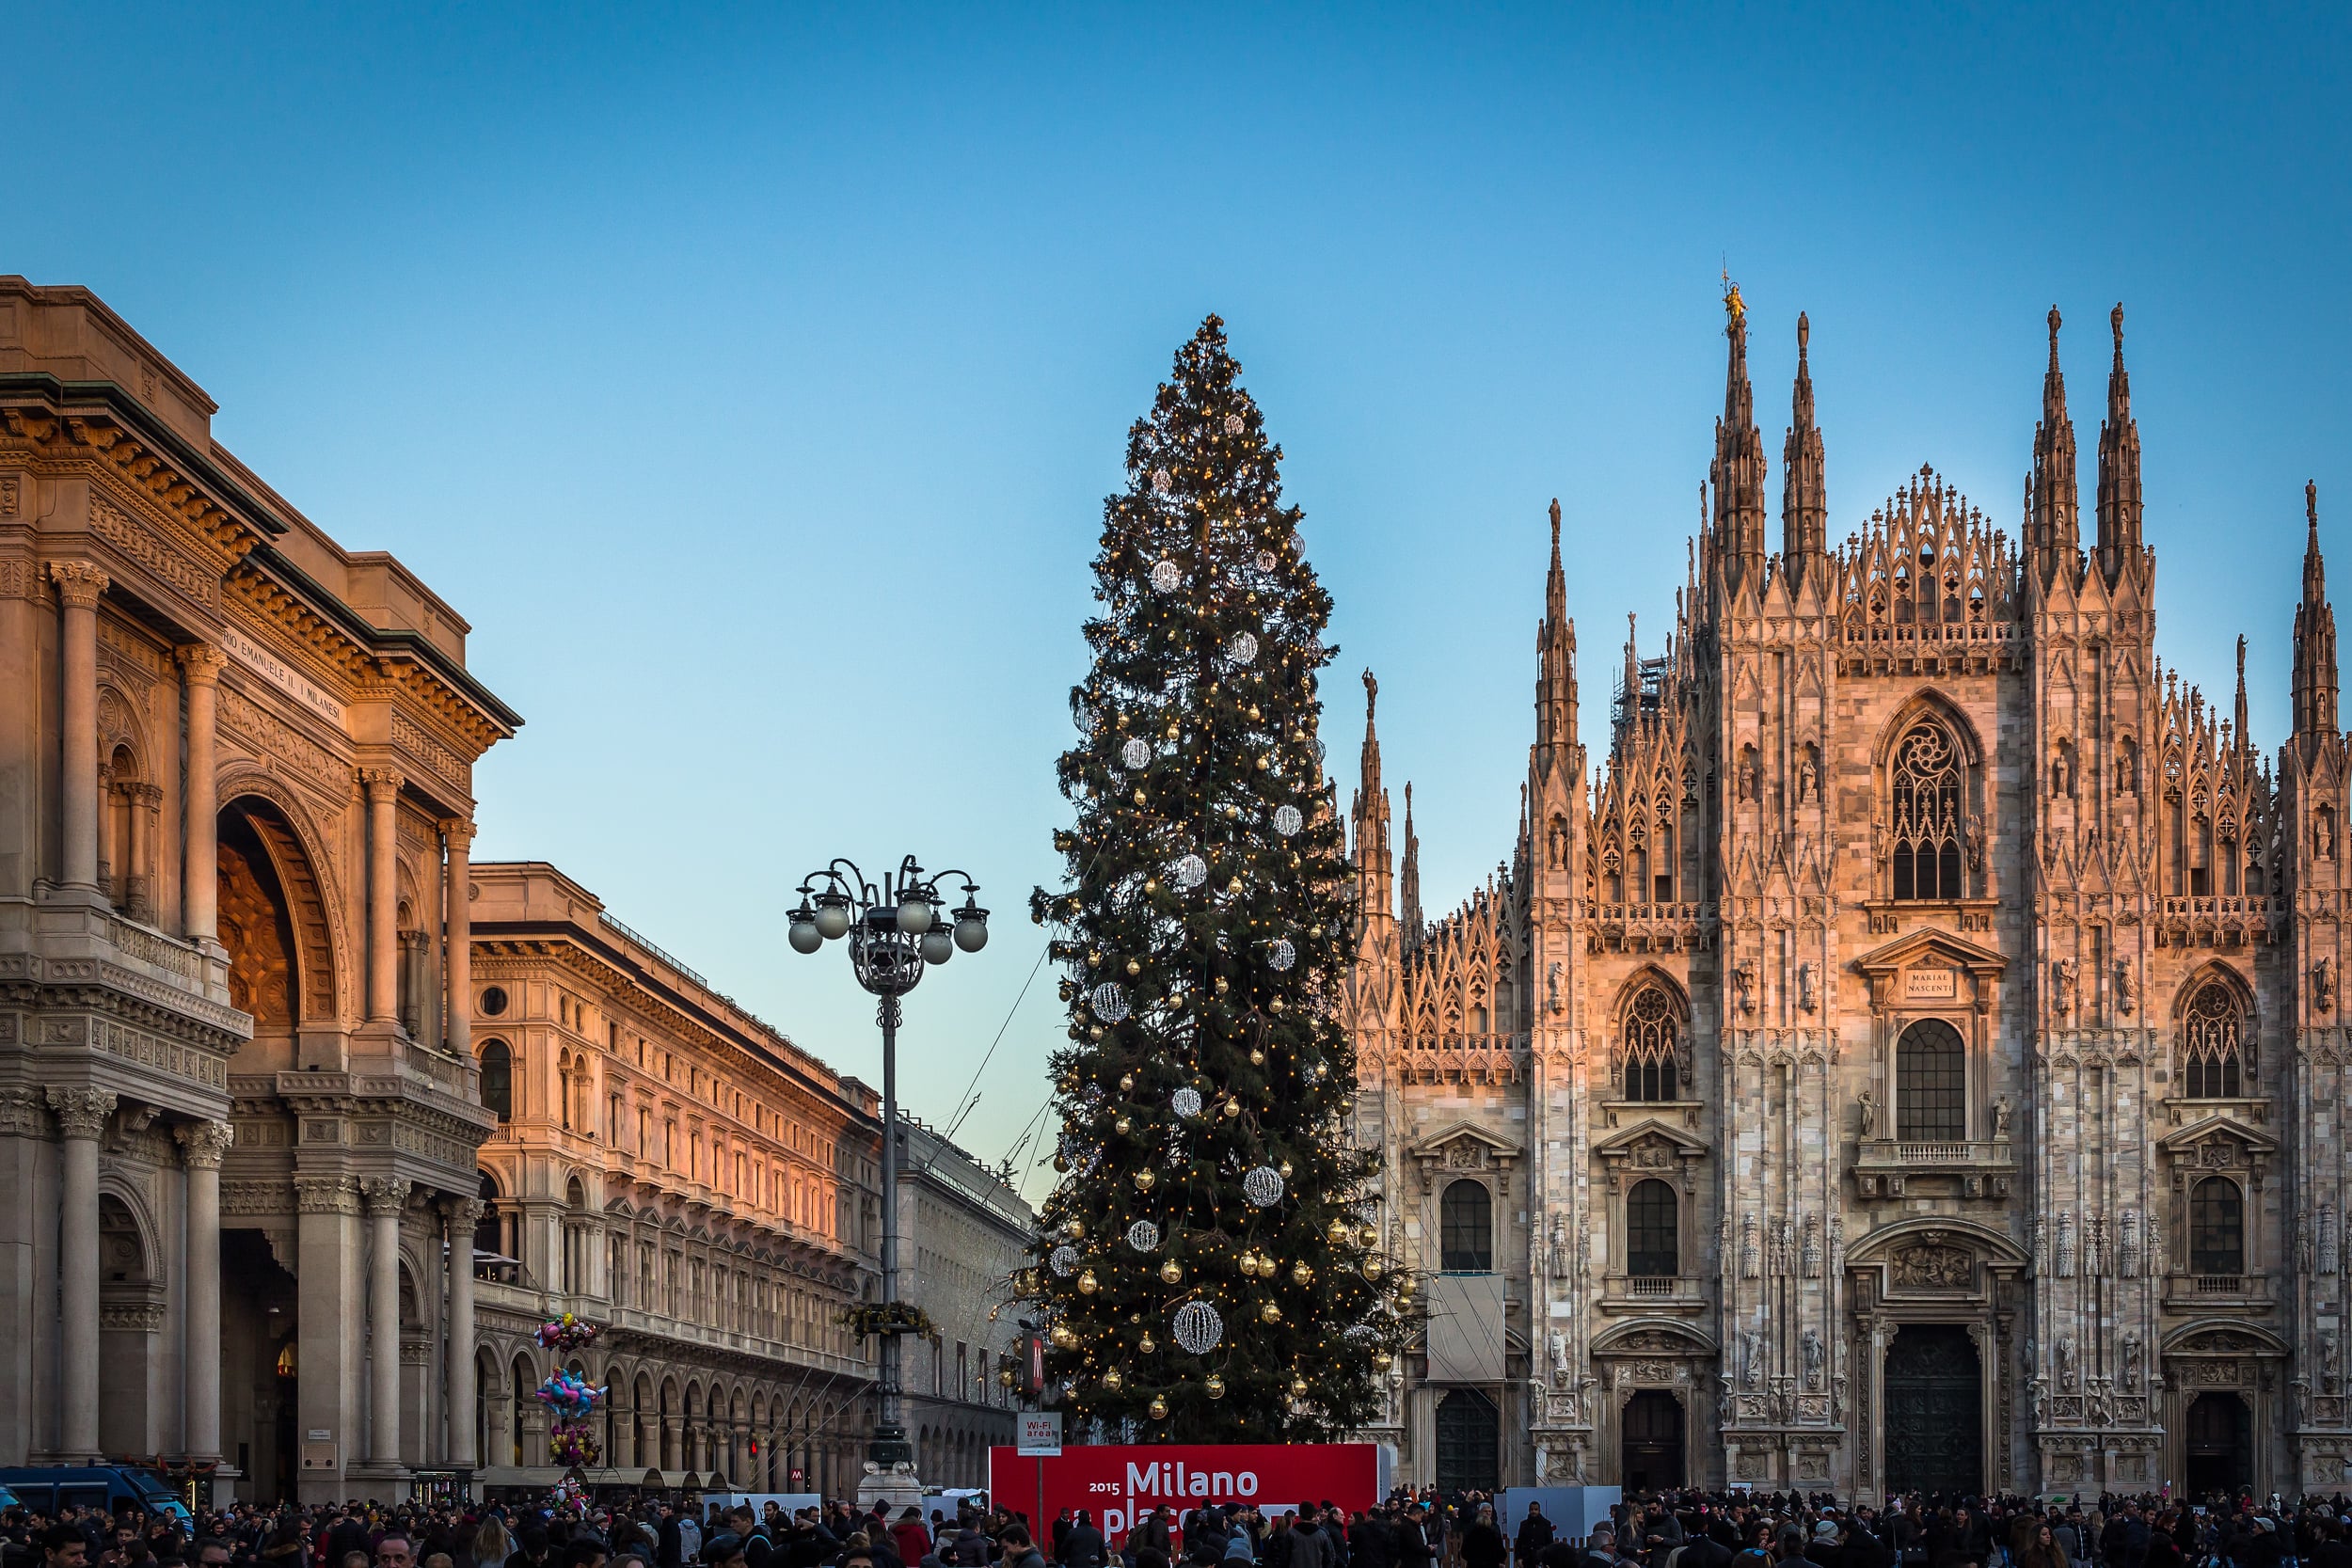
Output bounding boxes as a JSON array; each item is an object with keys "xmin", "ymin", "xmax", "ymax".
[{"xmin": 1022, "ymin": 316, "xmax": 1415, "ymax": 1441}]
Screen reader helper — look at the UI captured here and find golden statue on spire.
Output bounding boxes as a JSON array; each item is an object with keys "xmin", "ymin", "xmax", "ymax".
[{"xmin": 1722, "ymin": 268, "xmax": 1745, "ymax": 325}]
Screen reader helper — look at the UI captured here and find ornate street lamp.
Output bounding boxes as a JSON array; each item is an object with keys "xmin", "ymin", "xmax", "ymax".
[{"xmin": 787, "ymin": 856, "xmax": 986, "ymax": 1495}]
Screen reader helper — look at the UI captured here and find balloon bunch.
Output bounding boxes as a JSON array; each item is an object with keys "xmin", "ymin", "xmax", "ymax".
[
  {"xmin": 535, "ymin": 1313, "xmax": 599, "ymax": 1352},
  {"xmin": 536, "ymin": 1369, "xmax": 606, "ymax": 1420},
  {"xmin": 548, "ymin": 1475, "xmax": 589, "ymax": 1510},
  {"xmin": 548, "ymin": 1423, "xmax": 601, "ymax": 1467}
]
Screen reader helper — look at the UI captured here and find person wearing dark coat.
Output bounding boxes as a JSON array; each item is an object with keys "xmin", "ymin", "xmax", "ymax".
[
  {"xmin": 1461, "ymin": 1514, "xmax": 1505, "ymax": 1568},
  {"xmin": 1511, "ymin": 1513, "xmax": 1551, "ymax": 1568},
  {"xmin": 1060, "ymin": 1517, "xmax": 1107, "ymax": 1568},
  {"xmin": 1348, "ymin": 1517, "xmax": 1391, "ymax": 1568}
]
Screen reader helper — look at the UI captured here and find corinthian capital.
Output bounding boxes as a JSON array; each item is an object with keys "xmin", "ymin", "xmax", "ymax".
[
  {"xmin": 175, "ymin": 1119, "xmax": 236, "ymax": 1168},
  {"xmin": 439, "ymin": 817, "xmax": 477, "ymax": 852},
  {"xmin": 359, "ymin": 1176, "xmax": 413, "ymax": 1215},
  {"xmin": 48, "ymin": 561, "xmax": 109, "ymax": 610},
  {"xmin": 445, "ymin": 1196, "xmax": 487, "ymax": 1228},
  {"xmin": 46, "ymin": 1086, "xmax": 118, "ymax": 1140},
  {"xmin": 358, "ymin": 767, "xmax": 406, "ymax": 800},
  {"xmin": 177, "ymin": 643, "xmax": 229, "ymax": 685}
]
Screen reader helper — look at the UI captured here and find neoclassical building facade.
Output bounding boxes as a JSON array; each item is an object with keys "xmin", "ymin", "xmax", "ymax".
[
  {"xmin": 464, "ymin": 861, "xmax": 884, "ymax": 1497},
  {"xmin": 0, "ymin": 277, "xmax": 520, "ymax": 1499},
  {"xmin": 895, "ymin": 1117, "xmax": 1030, "ymax": 1488},
  {"xmin": 1345, "ymin": 298, "xmax": 2351, "ymax": 1499}
]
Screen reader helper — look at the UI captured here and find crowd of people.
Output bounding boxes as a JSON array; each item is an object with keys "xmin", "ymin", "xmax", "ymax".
[{"xmin": 7, "ymin": 1487, "xmax": 2352, "ymax": 1568}]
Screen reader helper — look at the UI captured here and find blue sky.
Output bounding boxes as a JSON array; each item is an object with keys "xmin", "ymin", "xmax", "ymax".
[{"xmin": 12, "ymin": 4, "xmax": 2347, "ymax": 1191}]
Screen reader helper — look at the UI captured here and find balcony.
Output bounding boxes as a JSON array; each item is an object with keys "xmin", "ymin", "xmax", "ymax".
[
  {"xmin": 1852, "ymin": 1137, "xmax": 2014, "ymax": 1199},
  {"xmin": 2161, "ymin": 1272, "xmax": 2274, "ymax": 1311},
  {"xmin": 1600, "ymin": 1274, "xmax": 1708, "ymax": 1312}
]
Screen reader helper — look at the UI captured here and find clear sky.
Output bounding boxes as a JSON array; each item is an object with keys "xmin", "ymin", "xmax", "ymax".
[{"xmin": 11, "ymin": 4, "xmax": 2347, "ymax": 1194}]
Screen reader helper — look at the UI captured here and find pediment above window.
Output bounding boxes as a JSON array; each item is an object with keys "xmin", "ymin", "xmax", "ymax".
[
  {"xmin": 1851, "ymin": 927, "xmax": 2007, "ymax": 1012},
  {"xmin": 1408, "ymin": 1121, "xmax": 1521, "ymax": 1192}
]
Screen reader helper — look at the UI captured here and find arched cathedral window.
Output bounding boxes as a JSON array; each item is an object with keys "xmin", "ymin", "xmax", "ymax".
[
  {"xmin": 1891, "ymin": 720, "xmax": 1966, "ymax": 900},
  {"xmin": 2181, "ymin": 982, "xmax": 2246, "ymax": 1099},
  {"xmin": 1621, "ymin": 986, "xmax": 1681, "ymax": 1101}
]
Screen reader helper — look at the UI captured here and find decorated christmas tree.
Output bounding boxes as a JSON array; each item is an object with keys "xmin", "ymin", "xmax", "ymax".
[{"xmin": 1022, "ymin": 315, "xmax": 1415, "ymax": 1441}]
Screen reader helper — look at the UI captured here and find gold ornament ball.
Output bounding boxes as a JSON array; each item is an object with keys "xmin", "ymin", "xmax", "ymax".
[
  {"xmin": 1114, "ymin": 1116, "xmax": 1132, "ymax": 1135},
  {"xmin": 1139, "ymin": 1332, "xmax": 1156, "ymax": 1354},
  {"xmin": 1249, "ymin": 1048, "xmax": 1265, "ymax": 1066},
  {"xmin": 1205, "ymin": 1373, "xmax": 1227, "ymax": 1399},
  {"xmin": 1326, "ymin": 1219, "xmax": 1350, "ymax": 1245},
  {"xmin": 1292, "ymin": 1261, "xmax": 1313, "ymax": 1285},
  {"xmin": 1120, "ymin": 1073, "xmax": 1136, "ymax": 1092},
  {"xmin": 1279, "ymin": 1161, "xmax": 1295, "ymax": 1180},
  {"xmin": 1260, "ymin": 1302, "xmax": 1283, "ymax": 1324},
  {"xmin": 1228, "ymin": 877, "xmax": 1244, "ymax": 895},
  {"xmin": 1271, "ymin": 998, "xmax": 1286, "ymax": 1014},
  {"xmin": 1053, "ymin": 1155, "xmax": 1071, "ymax": 1173},
  {"xmin": 1135, "ymin": 1168, "xmax": 1156, "ymax": 1192},
  {"xmin": 1364, "ymin": 1257, "xmax": 1385, "ymax": 1280},
  {"xmin": 1077, "ymin": 1270, "xmax": 1099, "ymax": 1295},
  {"xmin": 1069, "ymin": 1220, "xmax": 1087, "ymax": 1239},
  {"xmin": 1089, "ymin": 1026, "xmax": 1104, "ymax": 1041},
  {"xmin": 1374, "ymin": 1352, "xmax": 1393, "ymax": 1372},
  {"xmin": 1051, "ymin": 1324, "xmax": 1078, "ymax": 1349},
  {"xmin": 1311, "ymin": 1059, "xmax": 1327, "ymax": 1076},
  {"xmin": 1158, "ymin": 1259, "xmax": 1184, "ymax": 1285},
  {"xmin": 1288, "ymin": 1376, "xmax": 1310, "ymax": 1399},
  {"xmin": 1102, "ymin": 1368, "xmax": 1123, "ymax": 1391},
  {"xmin": 1149, "ymin": 1396, "xmax": 1169, "ymax": 1420},
  {"xmin": 1221, "ymin": 1098, "xmax": 1242, "ymax": 1119},
  {"xmin": 1214, "ymin": 977, "xmax": 1230, "ymax": 995},
  {"xmin": 1126, "ymin": 958, "xmax": 1142, "ymax": 975},
  {"xmin": 1360, "ymin": 1225, "xmax": 1380, "ymax": 1247},
  {"xmin": 1143, "ymin": 879, "xmax": 1158, "ymax": 894}
]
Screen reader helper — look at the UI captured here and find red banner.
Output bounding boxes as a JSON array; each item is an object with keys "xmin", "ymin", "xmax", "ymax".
[{"xmin": 988, "ymin": 1443, "xmax": 1381, "ymax": 1545}]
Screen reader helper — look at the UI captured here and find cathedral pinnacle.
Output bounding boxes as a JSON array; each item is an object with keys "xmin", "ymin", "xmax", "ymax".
[
  {"xmin": 2029, "ymin": 305, "xmax": 2081, "ymax": 580},
  {"xmin": 1782, "ymin": 310, "xmax": 1828, "ymax": 579},
  {"xmin": 2096, "ymin": 301, "xmax": 2144, "ymax": 583},
  {"xmin": 1711, "ymin": 287, "xmax": 1769, "ymax": 593},
  {"xmin": 2294, "ymin": 482, "xmax": 2339, "ymax": 744},
  {"xmin": 1534, "ymin": 498, "xmax": 1579, "ymax": 763}
]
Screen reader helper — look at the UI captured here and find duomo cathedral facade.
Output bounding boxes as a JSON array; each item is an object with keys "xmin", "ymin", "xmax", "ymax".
[{"xmin": 1343, "ymin": 297, "xmax": 2352, "ymax": 1499}]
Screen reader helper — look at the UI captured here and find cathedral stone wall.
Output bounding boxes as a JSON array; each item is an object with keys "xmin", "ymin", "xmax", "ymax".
[{"xmin": 1344, "ymin": 299, "xmax": 2344, "ymax": 1499}]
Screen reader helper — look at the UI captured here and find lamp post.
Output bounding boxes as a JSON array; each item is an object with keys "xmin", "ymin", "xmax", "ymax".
[{"xmin": 788, "ymin": 855, "xmax": 988, "ymax": 1500}]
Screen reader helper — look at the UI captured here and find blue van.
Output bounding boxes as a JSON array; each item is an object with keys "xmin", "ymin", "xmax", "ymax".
[{"xmin": 0, "ymin": 1468, "xmax": 189, "ymax": 1521}]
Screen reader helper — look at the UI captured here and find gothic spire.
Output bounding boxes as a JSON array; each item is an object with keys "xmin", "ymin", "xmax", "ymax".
[
  {"xmin": 1399, "ymin": 782, "xmax": 1423, "ymax": 945},
  {"xmin": 2028, "ymin": 306, "xmax": 2081, "ymax": 580},
  {"xmin": 1351, "ymin": 668, "xmax": 1394, "ymax": 918},
  {"xmin": 1534, "ymin": 499, "xmax": 1579, "ymax": 771},
  {"xmin": 2295, "ymin": 483, "xmax": 2339, "ymax": 743},
  {"xmin": 1711, "ymin": 282, "xmax": 1769, "ymax": 592},
  {"xmin": 2096, "ymin": 302, "xmax": 2145, "ymax": 583},
  {"xmin": 2235, "ymin": 635, "xmax": 2251, "ymax": 760},
  {"xmin": 1781, "ymin": 311, "xmax": 1828, "ymax": 583}
]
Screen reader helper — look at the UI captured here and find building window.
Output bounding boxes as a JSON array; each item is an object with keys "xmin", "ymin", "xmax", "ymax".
[
  {"xmin": 474, "ymin": 1171, "xmax": 503, "ymax": 1257},
  {"xmin": 1626, "ymin": 1179, "xmax": 1677, "ymax": 1277},
  {"xmin": 2181, "ymin": 982, "xmax": 2247, "ymax": 1099},
  {"xmin": 1890, "ymin": 720, "xmax": 1966, "ymax": 900},
  {"xmin": 1439, "ymin": 1179, "xmax": 1493, "ymax": 1273},
  {"xmin": 2190, "ymin": 1176, "xmax": 2245, "ymax": 1275},
  {"xmin": 1621, "ymin": 985, "xmax": 1680, "ymax": 1101},
  {"xmin": 480, "ymin": 1040, "xmax": 512, "ymax": 1123},
  {"xmin": 480, "ymin": 985, "xmax": 508, "ymax": 1017},
  {"xmin": 1896, "ymin": 1018, "xmax": 1966, "ymax": 1141}
]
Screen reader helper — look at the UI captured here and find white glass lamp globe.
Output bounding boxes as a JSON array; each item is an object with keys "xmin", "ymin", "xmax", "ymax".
[
  {"xmin": 813, "ymin": 900, "xmax": 851, "ymax": 941},
  {"xmin": 787, "ymin": 919, "xmax": 823, "ymax": 955},
  {"xmin": 897, "ymin": 895, "xmax": 933, "ymax": 934},
  {"xmin": 955, "ymin": 911, "xmax": 990, "ymax": 952},
  {"xmin": 921, "ymin": 928, "xmax": 955, "ymax": 964}
]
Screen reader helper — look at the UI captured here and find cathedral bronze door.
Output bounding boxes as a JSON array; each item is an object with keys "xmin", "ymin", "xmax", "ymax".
[
  {"xmin": 1621, "ymin": 1390, "xmax": 1686, "ymax": 1491},
  {"xmin": 2183, "ymin": 1392, "xmax": 2250, "ymax": 1497},
  {"xmin": 1435, "ymin": 1389, "xmax": 1500, "ymax": 1493},
  {"xmin": 1883, "ymin": 1324, "xmax": 1981, "ymax": 1495}
]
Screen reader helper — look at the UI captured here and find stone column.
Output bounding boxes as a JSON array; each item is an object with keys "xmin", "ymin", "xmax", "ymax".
[
  {"xmin": 361, "ymin": 1177, "xmax": 411, "ymax": 1468},
  {"xmin": 177, "ymin": 645, "xmax": 227, "ymax": 945},
  {"xmin": 293, "ymin": 1174, "xmax": 359, "ymax": 1502},
  {"xmin": 359, "ymin": 769, "xmax": 404, "ymax": 1024},
  {"xmin": 440, "ymin": 819, "xmax": 474, "ymax": 1056},
  {"xmin": 49, "ymin": 1086, "xmax": 116, "ymax": 1460},
  {"xmin": 127, "ymin": 783, "xmax": 161, "ymax": 922},
  {"xmin": 175, "ymin": 1120, "xmax": 234, "ymax": 1465},
  {"xmin": 445, "ymin": 1196, "xmax": 483, "ymax": 1470},
  {"xmin": 51, "ymin": 563, "xmax": 109, "ymax": 891}
]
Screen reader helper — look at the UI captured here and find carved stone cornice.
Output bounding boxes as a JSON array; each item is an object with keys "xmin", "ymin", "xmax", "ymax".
[
  {"xmin": 176, "ymin": 1118, "xmax": 235, "ymax": 1168},
  {"xmin": 177, "ymin": 642, "xmax": 228, "ymax": 685},
  {"xmin": 359, "ymin": 1176, "xmax": 413, "ymax": 1215},
  {"xmin": 48, "ymin": 559, "xmax": 110, "ymax": 610},
  {"xmin": 47, "ymin": 1086, "xmax": 118, "ymax": 1140},
  {"xmin": 293, "ymin": 1174, "xmax": 358, "ymax": 1214}
]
